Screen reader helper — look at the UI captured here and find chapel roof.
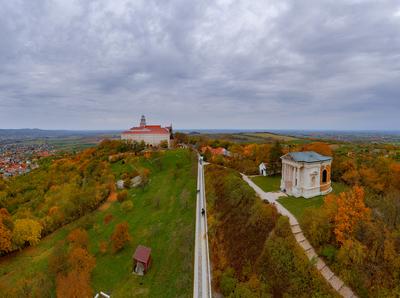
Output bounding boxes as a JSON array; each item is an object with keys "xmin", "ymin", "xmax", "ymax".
[{"xmin": 281, "ymin": 151, "xmax": 332, "ymax": 163}]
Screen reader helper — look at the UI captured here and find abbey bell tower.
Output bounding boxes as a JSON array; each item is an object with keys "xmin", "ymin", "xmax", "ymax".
[{"xmin": 140, "ymin": 115, "xmax": 146, "ymax": 127}]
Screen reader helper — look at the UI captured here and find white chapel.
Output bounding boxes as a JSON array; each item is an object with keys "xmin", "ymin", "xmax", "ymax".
[{"xmin": 280, "ymin": 151, "xmax": 332, "ymax": 198}]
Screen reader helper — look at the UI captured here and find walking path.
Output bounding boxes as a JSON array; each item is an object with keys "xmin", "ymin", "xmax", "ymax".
[
  {"xmin": 242, "ymin": 174, "xmax": 357, "ymax": 298},
  {"xmin": 193, "ymin": 157, "xmax": 212, "ymax": 298}
]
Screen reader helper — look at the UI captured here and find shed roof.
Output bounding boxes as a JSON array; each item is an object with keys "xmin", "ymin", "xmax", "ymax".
[
  {"xmin": 282, "ymin": 151, "xmax": 332, "ymax": 163},
  {"xmin": 133, "ymin": 245, "xmax": 151, "ymax": 263}
]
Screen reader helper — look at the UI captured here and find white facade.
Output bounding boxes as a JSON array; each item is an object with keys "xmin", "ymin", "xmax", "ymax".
[
  {"xmin": 280, "ymin": 152, "xmax": 332, "ymax": 198},
  {"xmin": 121, "ymin": 115, "xmax": 171, "ymax": 147},
  {"xmin": 259, "ymin": 162, "xmax": 267, "ymax": 176},
  {"xmin": 121, "ymin": 133, "xmax": 170, "ymax": 147}
]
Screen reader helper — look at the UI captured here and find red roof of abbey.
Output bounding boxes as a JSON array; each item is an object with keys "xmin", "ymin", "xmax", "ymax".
[{"xmin": 122, "ymin": 125, "xmax": 170, "ymax": 135}]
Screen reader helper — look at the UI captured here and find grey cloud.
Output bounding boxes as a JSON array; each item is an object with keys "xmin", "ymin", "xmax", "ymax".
[{"xmin": 0, "ymin": 0, "xmax": 399, "ymax": 130}]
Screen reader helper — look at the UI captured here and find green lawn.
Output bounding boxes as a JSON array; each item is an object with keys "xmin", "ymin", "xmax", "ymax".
[
  {"xmin": 277, "ymin": 182, "xmax": 349, "ymax": 219},
  {"xmin": 0, "ymin": 149, "xmax": 197, "ymax": 297},
  {"xmin": 251, "ymin": 175, "xmax": 281, "ymax": 192}
]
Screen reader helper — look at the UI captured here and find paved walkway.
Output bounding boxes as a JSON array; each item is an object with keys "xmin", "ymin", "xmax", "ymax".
[
  {"xmin": 242, "ymin": 174, "xmax": 357, "ymax": 298},
  {"xmin": 193, "ymin": 157, "xmax": 212, "ymax": 298}
]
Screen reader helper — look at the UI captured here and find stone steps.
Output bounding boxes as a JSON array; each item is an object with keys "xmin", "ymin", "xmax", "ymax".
[{"xmin": 242, "ymin": 174, "xmax": 358, "ymax": 298}]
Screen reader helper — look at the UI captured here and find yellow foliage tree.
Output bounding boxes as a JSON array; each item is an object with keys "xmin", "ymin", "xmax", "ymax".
[
  {"xmin": 0, "ymin": 208, "xmax": 12, "ymax": 253},
  {"xmin": 326, "ymin": 186, "xmax": 370, "ymax": 245},
  {"xmin": 0, "ymin": 223, "xmax": 12, "ymax": 253},
  {"xmin": 12, "ymin": 219, "xmax": 42, "ymax": 248}
]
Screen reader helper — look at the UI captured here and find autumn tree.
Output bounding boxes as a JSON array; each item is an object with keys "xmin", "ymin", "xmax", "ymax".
[
  {"xmin": 0, "ymin": 223, "xmax": 12, "ymax": 254},
  {"xmin": 111, "ymin": 222, "xmax": 131, "ymax": 253},
  {"xmin": 173, "ymin": 132, "xmax": 189, "ymax": 145},
  {"xmin": 56, "ymin": 271, "xmax": 93, "ymax": 298},
  {"xmin": 303, "ymin": 142, "xmax": 332, "ymax": 156},
  {"xmin": 104, "ymin": 214, "xmax": 113, "ymax": 225},
  {"xmin": 0, "ymin": 208, "xmax": 12, "ymax": 254},
  {"xmin": 268, "ymin": 141, "xmax": 283, "ymax": 175},
  {"xmin": 68, "ymin": 247, "xmax": 96, "ymax": 273},
  {"xmin": 12, "ymin": 218, "xmax": 42, "ymax": 248},
  {"xmin": 49, "ymin": 241, "xmax": 68, "ymax": 275},
  {"xmin": 67, "ymin": 228, "xmax": 89, "ymax": 248},
  {"xmin": 56, "ymin": 247, "xmax": 96, "ymax": 298},
  {"xmin": 325, "ymin": 186, "xmax": 370, "ymax": 245},
  {"xmin": 117, "ymin": 190, "xmax": 128, "ymax": 202}
]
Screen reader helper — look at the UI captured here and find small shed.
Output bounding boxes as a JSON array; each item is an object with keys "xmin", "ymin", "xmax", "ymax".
[
  {"xmin": 116, "ymin": 180, "xmax": 125, "ymax": 189},
  {"xmin": 259, "ymin": 162, "xmax": 268, "ymax": 176},
  {"xmin": 133, "ymin": 245, "xmax": 152, "ymax": 275}
]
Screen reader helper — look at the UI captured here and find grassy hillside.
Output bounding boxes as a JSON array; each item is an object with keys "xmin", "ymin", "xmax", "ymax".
[{"xmin": 0, "ymin": 149, "xmax": 197, "ymax": 297}]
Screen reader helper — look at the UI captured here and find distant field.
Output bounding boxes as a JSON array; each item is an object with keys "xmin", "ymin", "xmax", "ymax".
[
  {"xmin": 11, "ymin": 134, "xmax": 120, "ymax": 151},
  {"xmin": 277, "ymin": 182, "xmax": 350, "ymax": 219},
  {"xmin": 0, "ymin": 129, "xmax": 120, "ymax": 151},
  {"xmin": 0, "ymin": 149, "xmax": 197, "ymax": 297},
  {"xmin": 200, "ymin": 131, "xmax": 307, "ymax": 144},
  {"xmin": 242, "ymin": 132, "xmax": 299, "ymax": 142}
]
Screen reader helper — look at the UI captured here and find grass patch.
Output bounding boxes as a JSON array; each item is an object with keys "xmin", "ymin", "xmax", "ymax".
[
  {"xmin": 251, "ymin": 175, "xmax": 281, "ymax": 192},
  {"xmin": 0, "ymin": 149, "xmax": 197, "ymax": 297},
  {"xmin": 277, "ymin": 182, "xmax": 349, "ymax": 219}
]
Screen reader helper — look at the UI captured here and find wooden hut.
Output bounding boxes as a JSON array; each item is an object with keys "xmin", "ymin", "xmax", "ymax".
[{"xmin": 133, "ymin": 245, "xmax": 152, "ymax": 275}]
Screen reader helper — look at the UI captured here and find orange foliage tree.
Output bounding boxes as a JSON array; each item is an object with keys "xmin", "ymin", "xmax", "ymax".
[
  {"xmin": 111, "ymin": 222, "xmax": 131, "ymax": 253},
  {"xmin": 56, "ymin": 247, "xmax": 96, "ymax": 298},
  {"xmin": 303, "ymin": 142, "xmax": 332, "ymax": 156},
  {"xmin": 67, "ymin": 228, "xmax": 89, "ymax": 249},
  {"xmin": 56, "ymin": 271, "xmax": 93, "ymax": 298},
  {"xmin": 324, "ymin": 186, "xmax": 370, "ymax": 245}
]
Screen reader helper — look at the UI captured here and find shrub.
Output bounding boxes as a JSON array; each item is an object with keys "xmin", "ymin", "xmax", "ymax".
[
  {"xmin": 104, "ymin": 214, "xmax": 113, "ymax": 225},
  {"xmin": 111, "ymin": 222, "xmax": 131, "ymax": 253},
  {"xmin": 67, "ymin": 228, "xmax": 89, "ymax": 248},
  {"xmin": 220, "ymin": 268, "xmax": 237, "ymax": 296},
  {"xmin": 321, "ymin": 245, "xmax": 337, "ymax": 263},
  {"xmin": 117, "ymin": 190, "xmax": 128, "ymax": 202},
  {"xmin": 79, "ymin": 215, "xmax": 95, "ymax": 230},
  {"xmin": 120, "ymin": 200, "xmax": 133, "ymax": 212},
  {"xmin": 49, "ymin": 241, "xmax": 68, "ymax": 275},
  {"xmin": 99, "ymin": 241, "xmax": 108, "ymax": 254}
]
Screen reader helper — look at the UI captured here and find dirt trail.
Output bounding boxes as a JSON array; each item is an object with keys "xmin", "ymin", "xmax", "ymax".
[{"xmin": 99, "ymin": 192, "xmax": 117, "ymax": 211}]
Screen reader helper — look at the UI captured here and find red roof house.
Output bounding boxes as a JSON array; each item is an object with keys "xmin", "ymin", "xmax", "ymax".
[
  {"xmin": 133, "ymin": 245, "xmax": 152, "ymax": 275},
  {"xmin": 201, "ymin": 146, "xmax": 231, "ymax": 157}
]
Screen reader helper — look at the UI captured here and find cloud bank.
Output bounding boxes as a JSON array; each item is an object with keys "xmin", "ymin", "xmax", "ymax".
[{"xmin": 0, "ymin": 0, "xmax": 399, "ymax": 129}]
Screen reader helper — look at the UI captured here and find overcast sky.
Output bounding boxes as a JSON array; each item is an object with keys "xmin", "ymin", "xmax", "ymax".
[{"xmin": 0, "ymin": 0, "xmax": 399, "ymax": 130}]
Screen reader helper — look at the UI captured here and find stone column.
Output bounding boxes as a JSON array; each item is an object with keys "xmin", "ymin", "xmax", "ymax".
[
  {"xmin": 297, "ymin": 166, "xmax": 300, "ymax": 186},
  {"xmin": 293, "ymin": 166, "xmax": 296, "ymax": 184}
]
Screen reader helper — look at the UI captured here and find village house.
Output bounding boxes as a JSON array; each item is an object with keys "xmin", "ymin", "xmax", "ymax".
[
  {"xmin": 121, "ymin": 115, "xmax": 172, "ymax": 147},
  {"xmin": 280, "ymin": 151, "xmax": 332, "ymax": 198},
  {"xmin": 201, "ymin": 146, "xmax": 231, "ymax": 157}
]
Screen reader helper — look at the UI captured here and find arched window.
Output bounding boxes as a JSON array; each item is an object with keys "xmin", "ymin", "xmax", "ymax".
[{"xmin": 322, "ymin": 169, "xmax": 327, "ymax": 183}]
